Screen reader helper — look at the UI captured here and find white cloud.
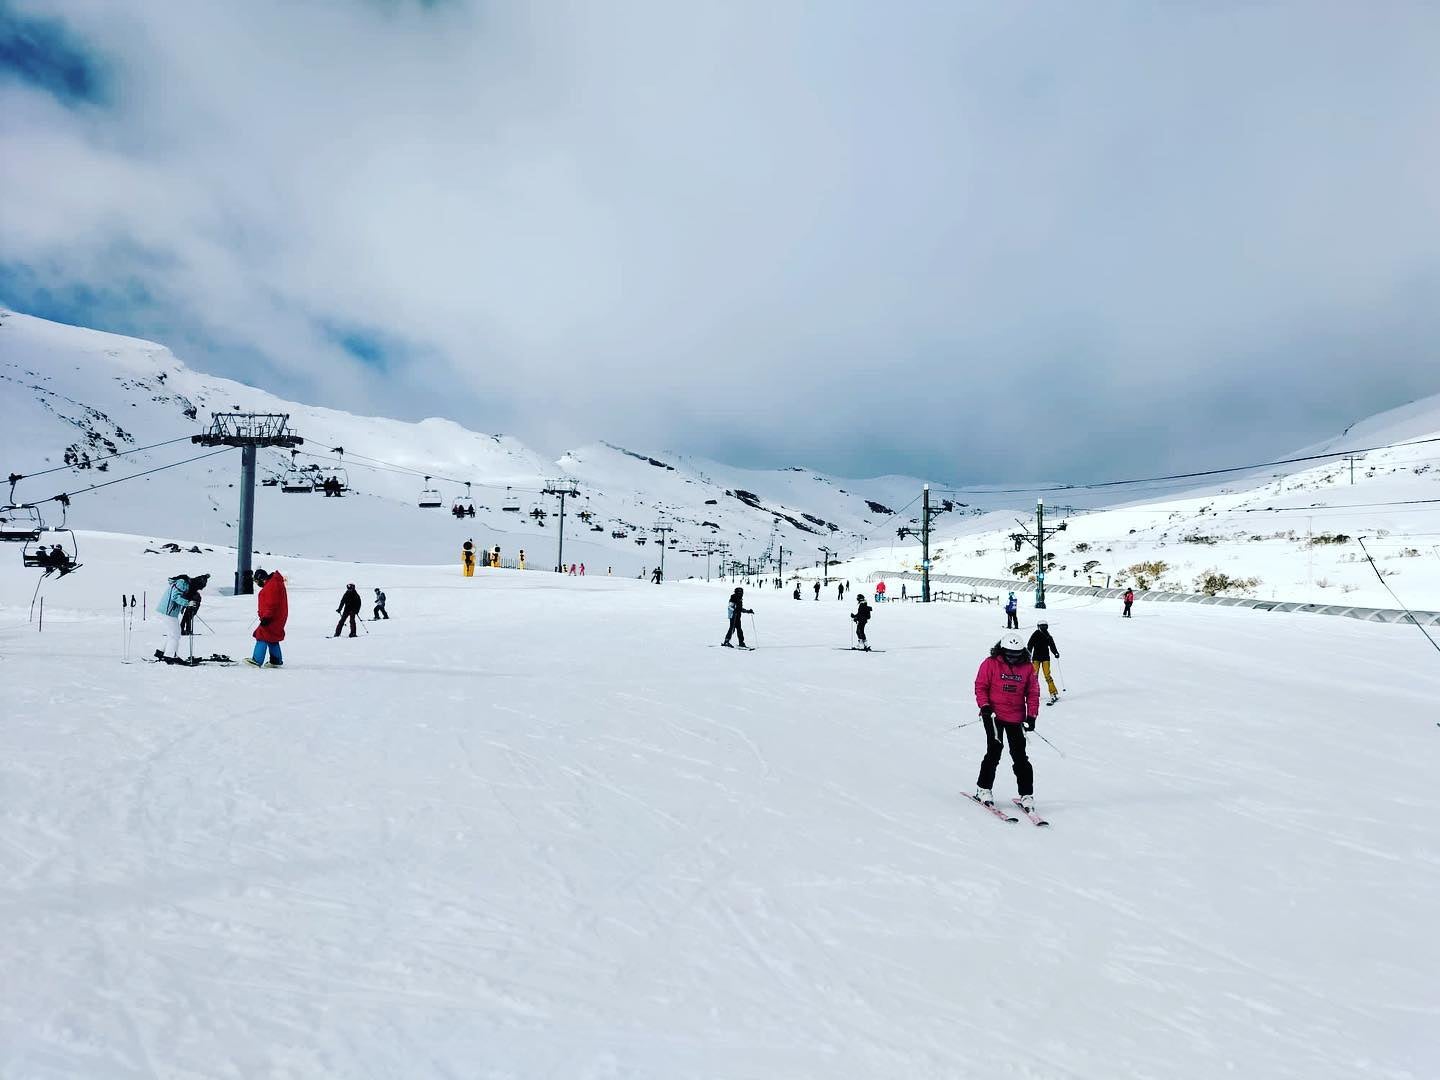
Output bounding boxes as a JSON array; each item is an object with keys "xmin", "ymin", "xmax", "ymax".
[{"xmin": 3, "ymin": 0, "xmax": 1440, "ymax": 480}]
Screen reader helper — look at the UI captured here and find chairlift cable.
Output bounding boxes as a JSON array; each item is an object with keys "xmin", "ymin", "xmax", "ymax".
[
  {"xmin": 6, "ymin": 434, "xmax": 197, "ymax": 495},
  {"xmin": 33, "ymin": 447, "xmax": 235, "ymax": 504}
]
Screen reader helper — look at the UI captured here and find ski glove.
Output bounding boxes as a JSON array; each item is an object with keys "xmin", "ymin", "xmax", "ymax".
[
  {"xmin": 979, "ymin": 705, "xmax": 995, "ymax": 723},
  {"xmin": 1023, "ymin": 716, "xmax": 1036, "ymax": 732},
  {"xmin": 258, "ymin": 618, "xmax": 270, "ymax": 627}
]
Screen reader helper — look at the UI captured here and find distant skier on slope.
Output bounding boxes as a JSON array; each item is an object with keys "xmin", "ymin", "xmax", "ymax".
[
  {"xmin": 1027, "ymin": 618, "xmax": 1061, "ymax": 705},
  {"xmin": 334, "ymin": 584, "xmax": 362, "ymax": 637},
  {"xmin": 793, "ymin": 583, "xmax": 801, "ymax": 600},
  {"xmin": 813, "ymin": 580, "xmax": 821, "ymax": 600},
  {"xmin": 851, "ymin": 595, "xmax": 872, "ymax": 650},
  {"xmin": 722, "ymin": 587, "xmax": 753, "ymax": 648},
  {"xmin": 373, "ymin": 588, "xmax": 389, "ymax": 620},
  {"xmin": 1123, "ymin": 588, "xmax": 1135, "ymax": 618},
  {"xmin": 246, "ymin": 568, "xmax": 287, "ymax": 668},
  {"xmin": 972, "ymin": 631, "xmax": 1039, "ymax": 811},
  {"xmin": 1005, "ymin": 591, "xmax": 1019, "ymax": 629}
]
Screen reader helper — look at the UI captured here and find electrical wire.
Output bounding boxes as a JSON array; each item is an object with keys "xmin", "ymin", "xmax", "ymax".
[
  {"xmin": 934, "ymin": 434, "xmax": 1440, "ymax": 497},
  {"xmin": 1355, "ymin": 537, "xmax": 1440, "ymax": 658}
]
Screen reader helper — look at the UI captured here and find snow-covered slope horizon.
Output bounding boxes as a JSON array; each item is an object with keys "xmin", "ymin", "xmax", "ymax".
[
  {"xmin": 832, "ymin": 392, "xmax": 1440, "ymax": 610},
  {"xmin": 0, "ymin": 310, "xmax": 943, "ymax": 574}
]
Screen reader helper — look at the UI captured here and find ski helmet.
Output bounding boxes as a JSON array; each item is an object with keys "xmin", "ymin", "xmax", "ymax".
[
  {"xmin": 1001, "ymin": 631, "xmax": 1025, "ymax": 651},
  {"xmin": 1037, "ymin": 619, "xmax": 1049, "ymax": 628}
]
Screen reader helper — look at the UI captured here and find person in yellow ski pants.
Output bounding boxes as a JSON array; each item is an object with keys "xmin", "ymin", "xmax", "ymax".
[{"xmin": 1026, "ymin": 619, "xmax": 1061, "ymax": 703}]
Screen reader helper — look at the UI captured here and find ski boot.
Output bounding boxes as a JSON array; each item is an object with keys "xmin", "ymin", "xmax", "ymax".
[
  {"xmin": 975, "ymin": 787, "xmax": 994, "ymax": 806},
  {"xmin": 1018, "ymin": 794, "xmax": 1035, "ymax": 813}
]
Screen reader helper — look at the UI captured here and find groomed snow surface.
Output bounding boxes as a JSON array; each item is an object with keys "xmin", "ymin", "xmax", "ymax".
[{"xmin": 3, "ymin": 538, "xmax": 1438, "ymax": 1079}]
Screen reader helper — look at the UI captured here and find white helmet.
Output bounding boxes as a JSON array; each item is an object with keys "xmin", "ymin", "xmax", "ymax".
[{"xmin": 1001, "ymin": 632, "xmax": 1025, "ymax": 652}]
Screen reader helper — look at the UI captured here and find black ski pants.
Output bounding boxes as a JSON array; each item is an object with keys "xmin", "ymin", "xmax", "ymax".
[
  {"xmin": 978, "ymin": 716, "xmax": 1033, "ymax": 797},
  {"xmin": 335, "ymin": 612, "xmax": 358, "ymax": 637},
  {"xmin": 723, "ymin": 617, "xmax": 746, "ymax": 647},
  {"xmin": 1005, "ymin": 610, "xmax": 1019, "ymax": 629},
  {"xmin": 855, "ymin": 621, "xmax": 868, "ymax": 644},
  {"xmin": 373, "ymin": 603, "xmax": 389, "ymax": 620},
  {"xmin": 1123, "ymin": 602, "xmax": 1133, "ymax": 618}
]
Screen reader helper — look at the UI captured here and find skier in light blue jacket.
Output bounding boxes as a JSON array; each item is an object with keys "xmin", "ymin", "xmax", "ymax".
[{"xmin": 155, "ymin": 575, "xmax": 196, "ymax": 662}]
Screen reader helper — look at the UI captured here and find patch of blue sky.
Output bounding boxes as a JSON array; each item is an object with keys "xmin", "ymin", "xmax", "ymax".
[{"xmin": 0, "ymin": 1, "xmax": 108, "ymax": 106}]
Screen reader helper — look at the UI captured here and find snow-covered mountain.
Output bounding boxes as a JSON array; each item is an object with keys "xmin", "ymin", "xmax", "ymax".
[
  {"xmin": 837, "ymin": 392, "xmax": 1440, "ymax": 609},
  {"xmin": 0, "ymin": 310, "xmax": 943, "ymax": 572},
  {"xmin": 6, "ymin": 308, "xmax": 1438, "ymax": 606}
]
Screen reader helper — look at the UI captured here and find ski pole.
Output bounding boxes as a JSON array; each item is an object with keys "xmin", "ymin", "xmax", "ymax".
[
  {"xmin": 1029, "ymin": 729, "xmax": 1066, "ymax": 758},
  {"xmin": 748, "ymin": 612, "xmax": 756, "ymax": 645},
  {"xmin": 1056, "ymin": 657, "xmax": 1067, "ymax": 692}
]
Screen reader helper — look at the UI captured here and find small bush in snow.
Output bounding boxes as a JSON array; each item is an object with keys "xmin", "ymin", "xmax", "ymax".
[
  {"xmin": 1121, "ymin": 560, "xmax": 1170, "ymax": 589},
  {"xmin": 1194, "ymin": 570, "xmax": 1261, "ymax": 597}
]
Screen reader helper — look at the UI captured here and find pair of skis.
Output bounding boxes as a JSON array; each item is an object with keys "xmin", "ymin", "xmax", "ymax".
[{"xmin": 966, "ymin": 793, "xmax": 1049, "ymax": 827}]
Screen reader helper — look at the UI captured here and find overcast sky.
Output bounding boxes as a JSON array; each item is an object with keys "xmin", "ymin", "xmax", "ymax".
[{"xmin": 3, "ymin": 0, "xmax": 1439, "ymax": 483}]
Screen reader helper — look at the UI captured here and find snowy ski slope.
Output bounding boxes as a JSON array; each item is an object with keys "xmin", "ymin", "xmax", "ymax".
[{"xmin": 2, "ymin": 538, "xmax": 1438, "ymax": 1078}]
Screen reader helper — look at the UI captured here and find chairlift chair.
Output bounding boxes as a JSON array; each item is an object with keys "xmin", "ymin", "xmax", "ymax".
[
  {"xmin": 281, "ymin": 450, "xmax": 313, "ymax": 493},
  {"xmin": 321, "ymin": 448, "xmax": 349, "ymax": 496},
  {"xmin": 0, "ymin": 503, "xmax": 44, "ymax": 543},
  {"xmin": 22, "ymin": 528, "xmax": 80, "ymax": 576},
  {"xmin": 418, "ymin": 477, "xmax": 443, "ymax": 509},
  {"xmin": 635, "ymin": 535, "xmax": 648, "ymax": 545},
  {"xmin": 502, "ymin": 486, "xmax": 521, "ymax": 512},
  {"xmin": 528, "ymin": 506, "xmax": 548, "ymax": 527}
]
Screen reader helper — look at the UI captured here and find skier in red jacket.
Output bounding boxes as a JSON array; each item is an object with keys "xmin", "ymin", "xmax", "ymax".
[
  {"xmin": 972, "ymin": 631, "xmax": 1039, "ymax": 810},
  {"xmin": 246, "ymin": 568, "xmax": 288, "ymax": 667}
]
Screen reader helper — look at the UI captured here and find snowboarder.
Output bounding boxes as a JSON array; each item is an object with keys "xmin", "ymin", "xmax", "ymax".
[
  {"xmin": 1027, "ymin": 618, "xmax": 1060, "ymax": 705},
  {"xmin": 246, "ymin": 568, "xmax": 287, "ymax": 667},
  {"xmin": 179, "ymin": 573, "xmax": 209, "ymax": 636},
  {"xmin": 334, "ymin": 584, "xmax": 362, "ymax": 637},
  {"xmin": 722, "ymin": 587, "xmax": 753, "ymax": 648},
  {"xmin": 851, "ymin": 595, "xmax": 872, "ymax": 650},
  {"xmin": 154, "ymin": 574, "xmax": 196, "ymax": 661},
  {"xmin": 462, "ymin": 540, "xmax": 476, "ymax": 577},
  {"xmin": 373, "ymin": 587, "xmax": 389, "ymax": 620},
  {"xmin": 973, "ymin": 631, "xmax": 1039, "ymax": 810},
  {"xmin": 1123, "ymin": 588, "xmax": 1135, "ymax": 618},
  {"xmin": 1005, "ymin": 592, "xmax": 1019, "ymax": 629},
  {"xmin": 814, "ymin": 580, "xmax": 821, "ymax": 600}
]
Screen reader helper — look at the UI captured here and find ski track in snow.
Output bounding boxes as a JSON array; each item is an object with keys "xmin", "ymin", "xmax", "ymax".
[{"xmin": 2, "ymin": 538, "xmax": 1438, "ymax": 1078}]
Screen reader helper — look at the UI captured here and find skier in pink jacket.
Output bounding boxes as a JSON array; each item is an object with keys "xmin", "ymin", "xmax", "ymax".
[{"xmin": 972, "ymin": 631, "xmax": 1040, "ymax": 811}]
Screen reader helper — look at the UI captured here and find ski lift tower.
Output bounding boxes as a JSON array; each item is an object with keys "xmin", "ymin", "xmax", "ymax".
[
  {"xmin": 652, "ymin": 521, "xmax": 674, "ymax": 582},
  {"xmin": 541, "ymin": 478, "xmax": 581, "ymax": 572},
  {"xmin": 193, "ymin": 411, "xmax": 303, "ymax": 595}
]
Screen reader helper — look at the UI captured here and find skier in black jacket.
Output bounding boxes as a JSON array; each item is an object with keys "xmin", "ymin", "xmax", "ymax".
[
  {"xmin": 335, "ymin": 584, "xmax": 362, "ymax": 638},
  {"xmin": 1027, "ymin": 619, "xmax": 1061, "ymax": 705},
  {"xmin": 722, "ymin": 587, "xmax": 753, "ymax": 648},
  {"xmin": 851, "ymin": 596, "xmax": 872, "ymax": 650},
  {"xmin": 180, "ymin": 573, "xmax": 209, "ymax": 635}
]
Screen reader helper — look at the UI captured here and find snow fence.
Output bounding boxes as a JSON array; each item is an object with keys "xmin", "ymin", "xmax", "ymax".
[{"xmin": 869, "ymin": 571, "xmax": 1440, "ymax": 628}]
